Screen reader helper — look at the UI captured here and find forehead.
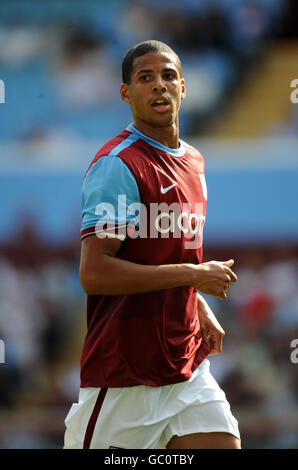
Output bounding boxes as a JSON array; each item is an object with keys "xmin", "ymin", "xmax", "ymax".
[{"xmin": 132, "ymin": 51, "xmax": 181, "ymax": 76}]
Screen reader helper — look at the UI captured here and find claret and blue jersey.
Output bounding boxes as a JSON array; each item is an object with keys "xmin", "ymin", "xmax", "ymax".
[{"xmin": 80, "ymin": 124, "xmax": 210, "ymax": 388}]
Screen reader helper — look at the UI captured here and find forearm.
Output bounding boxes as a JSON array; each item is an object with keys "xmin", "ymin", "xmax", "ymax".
[
  {"xmin": 80, "ymin": 236, "xmax": 237, "ymax": 297},
  {"xmin": 197, "ymin": 293, "xmax": 214, "ymax": 316},
  {"xmin": 197, "ymin": 292, "xmax": 225, "ymax": 335},
  {"xmin": 81, "ymin": 253, "xmax": 194, "ymax": 295}
]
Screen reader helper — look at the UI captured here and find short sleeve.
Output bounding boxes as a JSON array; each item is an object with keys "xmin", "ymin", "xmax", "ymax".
[{"xmin": 81, "ymin": 155, "xmax": 141, "ymax": 240}]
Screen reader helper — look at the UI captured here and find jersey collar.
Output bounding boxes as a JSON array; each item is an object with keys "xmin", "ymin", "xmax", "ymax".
[{"xmin": 126, "ymin": 124, "xmax": 186, "ymax": 157}]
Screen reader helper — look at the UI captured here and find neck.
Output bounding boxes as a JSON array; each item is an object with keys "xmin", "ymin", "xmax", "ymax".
[{"xmin": 132, "ymin": 119, "xmax": 180, "ymax": 149}]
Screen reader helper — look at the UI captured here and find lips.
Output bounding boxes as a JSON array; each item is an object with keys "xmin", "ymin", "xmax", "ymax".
[{"xmin": 151, "ymin": 95, "xmax": 170, "ymax": 112}]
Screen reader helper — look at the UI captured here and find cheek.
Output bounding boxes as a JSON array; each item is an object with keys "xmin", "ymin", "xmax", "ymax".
[
  {"xmin": 131, "ymin": 91, "xmax": 148, "ymax": 114},
  {"xmin": 171, "ymin": 84, "xmax": 181, "ymax": 101},
  {"xmin": 173, "ymin": 91, "xmax": 181, "ymax": 107},
  {"xmin": 131, "ymin": 97, "xmax": 143, "ymax": 114}
]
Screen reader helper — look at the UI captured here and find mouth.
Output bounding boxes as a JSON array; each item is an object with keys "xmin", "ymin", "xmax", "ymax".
[{"xmin": 151, "ymin": 95, "xmax": 171, "ymax": 113}]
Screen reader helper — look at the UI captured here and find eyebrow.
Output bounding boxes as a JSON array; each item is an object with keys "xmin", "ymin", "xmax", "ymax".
[{"xmin": 135, "ymin": 67, "xmax": 178, "ymax": 76}]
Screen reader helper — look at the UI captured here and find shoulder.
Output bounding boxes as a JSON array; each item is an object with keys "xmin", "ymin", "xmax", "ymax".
[
  {"xmin": 85, "ymin": 129, "xmax": 132, "ymax": 176},
  {"xmin": 85, "ymin": 129, "xmax": 150, "ymax": 178},
  {"xmin": 181, "ymin": 139, "xmax": 204, "ymax": 159}
]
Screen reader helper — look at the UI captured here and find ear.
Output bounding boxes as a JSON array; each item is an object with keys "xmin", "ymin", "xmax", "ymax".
[
  {"xmin": 120, "ymin": 83, "xmax": 130, "ymax": 104},
  {"xmin": 180, "ymin": 78, "xmax": 186, "ymax": 100}
]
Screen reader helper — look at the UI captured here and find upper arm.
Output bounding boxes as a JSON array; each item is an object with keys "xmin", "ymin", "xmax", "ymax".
[
  {"xmin": 79, "ymin": 234, "xmax": 122, "ymax": 291},
  {"xmin": 80, "ymin": 155, "xmax": 141, "ymax": 241},
  {"xmin": 79, "ymin": 155, "xmax": 140, "ymax": 291},
  {"xmin": 81, "ymin": 233, "xmax": 122, "ymax": 262}
]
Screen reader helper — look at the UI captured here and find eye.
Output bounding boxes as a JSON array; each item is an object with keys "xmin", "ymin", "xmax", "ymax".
[
  {"xmin": 164, "ymin": 72, "xmax": 175, "ymax": 80},
  {"xmin": 139, "ymin": 75, "xmax": 150, "ymax": 81}
]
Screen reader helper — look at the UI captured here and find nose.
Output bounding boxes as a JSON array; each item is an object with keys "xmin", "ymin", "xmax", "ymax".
[{"xmin": 152, "ymin": 77, "xmax": 167, "ymax": 93}]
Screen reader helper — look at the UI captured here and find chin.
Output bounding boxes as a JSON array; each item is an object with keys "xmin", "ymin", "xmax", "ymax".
[{"xmin": 149, "ymin": 115, "xmax": 176, "ymax": 128}]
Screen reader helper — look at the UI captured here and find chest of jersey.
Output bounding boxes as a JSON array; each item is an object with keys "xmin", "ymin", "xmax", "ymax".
[{"xmin": 119, "ymin": 141, "xmax": 207, "ymax": 254}]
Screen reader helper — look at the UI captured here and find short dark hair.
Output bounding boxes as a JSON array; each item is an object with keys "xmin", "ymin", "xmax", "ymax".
[{"xmin": 122, "ymin": 40, "xmax": 182, "ymax": 84}]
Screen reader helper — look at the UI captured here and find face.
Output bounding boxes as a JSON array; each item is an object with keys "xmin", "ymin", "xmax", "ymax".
[{"xmin": 120, "ymin": 51, "xmax": 186, "ymax": 129}]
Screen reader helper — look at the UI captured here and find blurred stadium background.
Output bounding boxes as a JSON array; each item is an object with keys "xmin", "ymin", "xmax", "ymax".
[{"xmin": 0, "ymin": 0, "xmax": 298, "ymax": 449}]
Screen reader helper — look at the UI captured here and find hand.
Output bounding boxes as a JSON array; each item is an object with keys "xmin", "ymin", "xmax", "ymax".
[
  {"xmin": 191, "ymin": 259, "xmax": 237, "ymax": 299},
  {"xmin": 197, "ymin": 295, "xmax": 225, "ymax": 356}
]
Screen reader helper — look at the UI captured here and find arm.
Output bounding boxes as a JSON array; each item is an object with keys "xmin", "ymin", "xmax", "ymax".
[
  {"xmin": 197, "ymin": 293, "xmax": 225, "ymax": 355},
  {"xmin": 80, "ymin": 234, "xmax": 237, "ymax": 298}
]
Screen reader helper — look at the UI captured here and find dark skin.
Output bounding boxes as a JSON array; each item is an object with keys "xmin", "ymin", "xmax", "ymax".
[{"xmin": 80, "ymin": 50, "xmax": 241, "ymax": 449}]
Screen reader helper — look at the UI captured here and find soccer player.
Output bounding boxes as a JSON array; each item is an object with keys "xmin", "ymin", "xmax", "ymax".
[{"xmin": 64, "ymin": 40, "xmax": 241, "ymax": 449}]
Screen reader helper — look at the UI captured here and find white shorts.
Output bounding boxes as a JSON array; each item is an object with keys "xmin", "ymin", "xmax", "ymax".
[{"xmin": 63, "ymin": 359, "xmax": 240, "ymax": 449}]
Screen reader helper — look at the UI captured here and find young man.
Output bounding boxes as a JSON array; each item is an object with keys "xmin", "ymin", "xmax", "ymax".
[{"xmin": 64, "ymin": 40, "xmax": 241, "ymax": 449}]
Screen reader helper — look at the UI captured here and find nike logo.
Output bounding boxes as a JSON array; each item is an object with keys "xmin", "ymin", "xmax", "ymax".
[{"xmin": 160, "ymin": 182, "xmax": 178, "ymax": 194}]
